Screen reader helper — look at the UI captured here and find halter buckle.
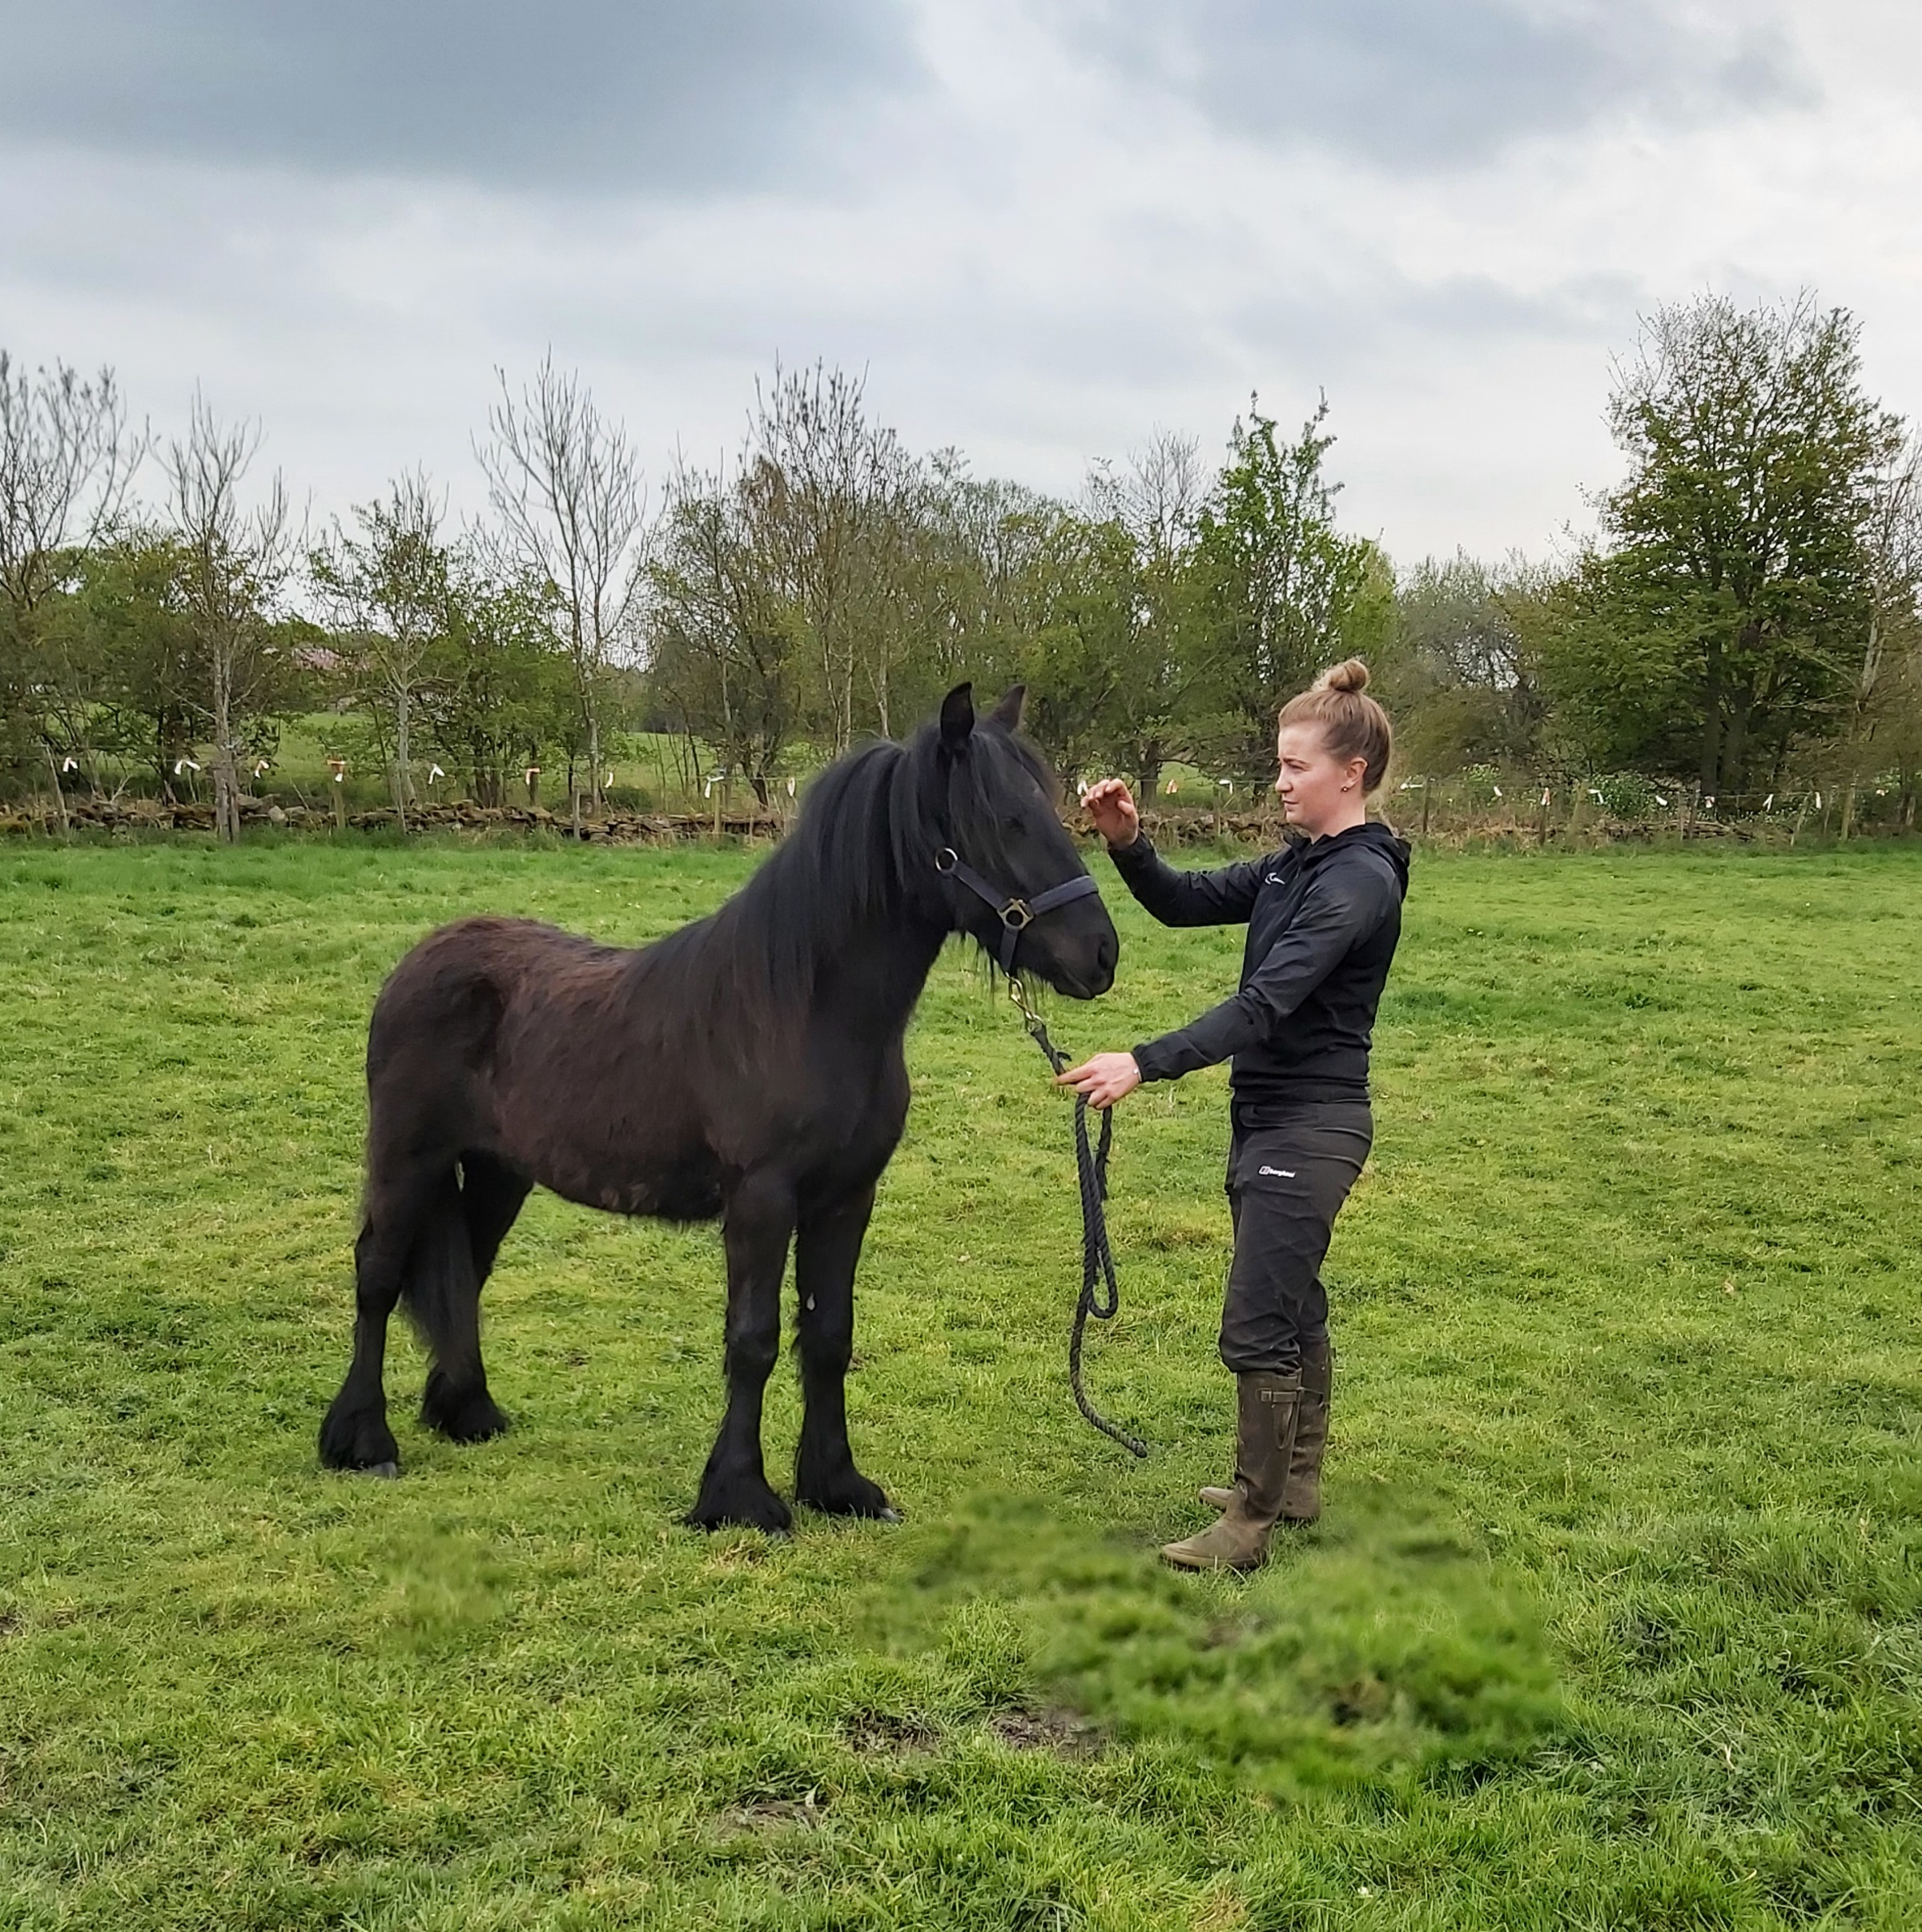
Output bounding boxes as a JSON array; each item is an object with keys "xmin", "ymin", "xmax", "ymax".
[{"xmin": 999, "ymin": 900, "xmax": 1033, "ymax": 930}]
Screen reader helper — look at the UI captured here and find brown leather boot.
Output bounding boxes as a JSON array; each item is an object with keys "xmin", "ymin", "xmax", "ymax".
[
  {"xmin": 1160, "ymin": 1370, "xmax": 1301, "ymax": 1572},
  {"xmin": 1280, "ymin": 1340, "xmax": 1331, "ymax": 1521},
  {"xmin": 1199, "ymin": 1341, "xmax": 1332, "ymax": 1523}
]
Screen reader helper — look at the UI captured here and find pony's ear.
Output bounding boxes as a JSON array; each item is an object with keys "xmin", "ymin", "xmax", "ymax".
[
  {"xmin": 939, "ymin": 682, "xmax": 975, "ymax": 752},
  {"xmin": 989, "ymin": 684, "xmax": 1026, "ymax": 731}
]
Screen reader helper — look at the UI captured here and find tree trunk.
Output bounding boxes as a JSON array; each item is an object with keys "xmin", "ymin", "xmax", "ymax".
[
  {"xmin": 588, "ymin": 712, "xmax": 602, "ymax": 813},
  {"xmin": 213, "ymin": 640, "xmax": 239, "ymax": 844},
  {"xmin": 393, "ymin": 682, "xmax": 411, "ymax": 833},
  {"xmin": 1720, "ymin": 682, "xmax": 1755, "ymax": 799},
  {"xmin": 1699, "ymin": 640, "xmax": 1723, "ymax": 793},
  {"xmin": 43, "ymin": 742, "xmax": 70, "ymax": 836}
]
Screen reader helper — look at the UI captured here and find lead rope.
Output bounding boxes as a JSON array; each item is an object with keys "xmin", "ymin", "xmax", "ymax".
[{"xmin": 1007, "ymin": 975, "xmax": 1150, "ymax": 1459}]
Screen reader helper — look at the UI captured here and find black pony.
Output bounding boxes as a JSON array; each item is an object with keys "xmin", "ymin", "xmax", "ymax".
[{"xmin": 319, "ymin": 684, "xmax": 1119, "ymax": 1530}]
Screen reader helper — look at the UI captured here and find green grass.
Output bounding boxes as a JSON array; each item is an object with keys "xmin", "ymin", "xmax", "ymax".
[{"xmin": 2, "ymin": 834, "xmax": 1920, "ymax": 1929}]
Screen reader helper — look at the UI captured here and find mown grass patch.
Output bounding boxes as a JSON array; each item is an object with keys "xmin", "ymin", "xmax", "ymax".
[{"xmin": 2, "ymin": 836, "xmax": 1920, "ymax": 1928}]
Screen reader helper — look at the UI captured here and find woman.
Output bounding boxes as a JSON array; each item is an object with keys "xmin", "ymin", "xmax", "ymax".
[{"xmin": 1061, "ymin": 660, "xmax": 1409, "ymax": 1573}]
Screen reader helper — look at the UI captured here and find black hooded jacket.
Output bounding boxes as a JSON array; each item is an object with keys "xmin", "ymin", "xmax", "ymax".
[{"xmin": 1111, "ymin": 821, "xmax": 1410, "ymax": 1119}]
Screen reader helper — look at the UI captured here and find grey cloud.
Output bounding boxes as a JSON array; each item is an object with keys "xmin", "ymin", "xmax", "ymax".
[
  {"xmin": 1221, "ymin": 267, "xmax": 1651, "ymax": 393},
  {"xmin": 1055, "ymin": 0, "xmax": 1812, "ymax": 170},
  {"xmin": 0, "ymin": 0, "xmax": 925, "ymax": 194}
]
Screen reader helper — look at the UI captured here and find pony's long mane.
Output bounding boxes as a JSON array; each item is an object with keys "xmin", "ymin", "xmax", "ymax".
[
  {"xmin": 718, "ymin": 737, "xmax": 929, "ymax": 1002},
  {"xmin": 637, "ymin": 720, "xmax": 1062, "ymax": 1014}
]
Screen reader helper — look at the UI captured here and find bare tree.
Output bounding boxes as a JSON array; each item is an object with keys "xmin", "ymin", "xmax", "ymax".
[
  {"xmin": 1842, "ymin": 433, "xmax": 1922, "ymax": 836},
  {"xmin": 165, "ymin": 395, "xmax": 292, "ymax": 843},
  {"xmin": 0, "ymin": 352, "xmax": 141, "ymax": 619},
  {"xmin": 0, "ymin": 352, "xmax": 143, "ymax": 812},
  {"xmin": 479, "ymin": 356, "xmax": 647, "ymax": 811},
  {"xmin": 748, "ymin": 362, "xmax": 911, "ymax": 753},
  {"xmin": 648, "ymin": 455, "xmax": 802, "ymax": 806},
  {"xmin": 1087, "ymin": 427, "xmax": 1204, "ymax": 568},
  {"xmin": 313, "ymin": 471, "xmax": 452, "ymax": 831},
  {"xmin": 1081, "ymin": 429, "xmax": 1211, "ymax": 793}
]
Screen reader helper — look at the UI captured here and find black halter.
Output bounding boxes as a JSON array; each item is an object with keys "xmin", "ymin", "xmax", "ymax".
[{"xmin": 934, "ymin": 846, "xmax": 1101, "ymax": 975}]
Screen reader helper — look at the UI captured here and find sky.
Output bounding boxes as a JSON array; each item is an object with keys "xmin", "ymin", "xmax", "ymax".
[{"xmin": 2, "ymin": 0, "xmax": 1918, "ymax": 564}]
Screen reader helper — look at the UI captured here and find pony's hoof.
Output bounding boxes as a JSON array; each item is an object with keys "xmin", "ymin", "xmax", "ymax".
[
  {"xmin": 364, "ymin": 1460, "xmax": 400, "ymax": 1480},
  {"xmin": 319, "ymin": 1399, "xmax": 400, "ymax": 1474},
  {"xmin": 685, "ymin": 1478, "xmax": 794, "ymax": 1536},
  {"xmin": 421, "ymin": 1375, "xmax": 509, "ymax": 1444},
  {"xmin": 796, "ymin": 1464, "xmax": 897, "ymax": 1520}
]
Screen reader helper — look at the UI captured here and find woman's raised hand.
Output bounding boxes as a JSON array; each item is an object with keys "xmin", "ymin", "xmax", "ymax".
[{"xmin": 1080, "ymin": 777, "xmax": 1140, "ymax": 849}]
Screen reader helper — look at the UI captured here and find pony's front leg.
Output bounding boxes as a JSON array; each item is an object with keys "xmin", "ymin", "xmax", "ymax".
[
  {"xmin": 794, "ymin": 1184, "xmax": 898, "ymax": 1520},
  {"xmin": 688, "ymin": 1175, "xmax": 795, "ymax": 1534}
]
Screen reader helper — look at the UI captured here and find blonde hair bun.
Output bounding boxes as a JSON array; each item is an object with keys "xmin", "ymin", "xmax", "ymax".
[{"xmin": 1278, "ymin": 658, "xmax": 1393, "ymax": 793}]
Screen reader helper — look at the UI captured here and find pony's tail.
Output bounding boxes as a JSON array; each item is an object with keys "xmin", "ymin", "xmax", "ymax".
[{"xmin": 401, "ymin": 1173, "xmax": 505, "ymax": 1440}]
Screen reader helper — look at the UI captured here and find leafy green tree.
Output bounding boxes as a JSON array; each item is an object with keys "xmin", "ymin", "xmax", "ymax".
[
  {"xmin": 887, "ymin": 461, "xmax": 1049, "ymax": 724},
  {"xmin": 647, "ymin": 458, "xmax": 806, "ymax": 806},
  {"xmin": 425, "ymin": 561, "xmax": 570, "ymax": 809},
  {"xmin": 0, "ymin": 351, "xmax": 141, "ymax": 798},
  {"xmin": 312, "ymin": 473, "xmax": 455, "ymax": 828},
  {"xmin": 36, "ymin": 533, "xmax": 198, "ymax": 791},
  {"xmin": 1192, "ymin": 395, "xmax": 1390, "ymax": 773},
  {"xmin": 1838, "ymin": 437, "xmax": 1922, "ymax": 834},
  {"xmin": 1594, "ymin": 294, "xmax": 1903, "ymax": 795},
  {"xmin": 1383, "ymin": 552, "xmax": 1553, "ymax": 776},
  {"xmin": 1016, "ymin": 510, "xmax": 1136, "ymax": 783},
  {"xmin": 1085, "ymin": 430, "xmax": 1212, "ymax": 793}
]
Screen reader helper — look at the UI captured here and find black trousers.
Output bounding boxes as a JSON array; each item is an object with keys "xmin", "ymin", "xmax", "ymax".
[{"xmin": 1219, "ymin": 1103, "xmax": 1373, "ymax": 1375}]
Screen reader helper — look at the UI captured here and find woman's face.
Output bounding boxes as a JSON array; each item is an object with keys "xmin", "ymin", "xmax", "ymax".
[{"xmin": 1273, "ymin": 721, "xmax": 1366, "ymax": 835}]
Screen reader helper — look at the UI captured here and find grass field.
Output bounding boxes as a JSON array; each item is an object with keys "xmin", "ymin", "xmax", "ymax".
[{"xmin": 2, "ymin": 833, "xmax": 1919, "ymax": 1930}]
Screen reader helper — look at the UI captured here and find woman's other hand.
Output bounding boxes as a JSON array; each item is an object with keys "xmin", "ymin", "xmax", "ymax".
[
  {"xmin": 1056, "ymin": 1051, "xmax": 1142, "ymax": 1111},
  {"xmin": 1080, "ymin": 777, "xmax": 1140, "ymax": 849}
]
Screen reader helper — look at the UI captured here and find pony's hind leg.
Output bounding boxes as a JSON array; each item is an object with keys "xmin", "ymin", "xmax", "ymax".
[
  {"xmin": 688, "ymin": 1173, "xmax": 796, "ymax": 1534},
  {"xmin": 794, "ymin": 1184, "xmax": 897, "ymax": 1520},
  {"xmin": 420, "ymin": 1151, "xmax": 529, "ymax": 1444},
  {"xmin": 320, "ymin": 1161, "xmax": 444, "ymax": 1473}
]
